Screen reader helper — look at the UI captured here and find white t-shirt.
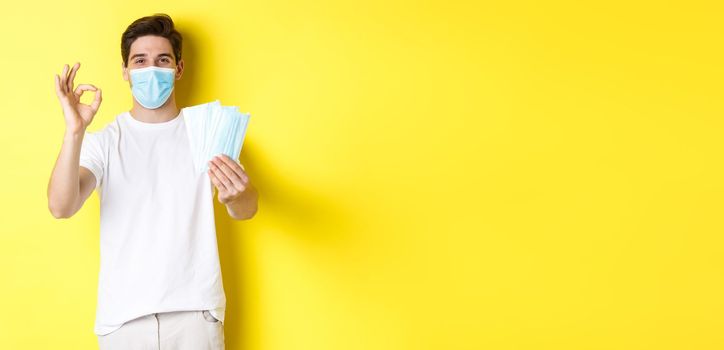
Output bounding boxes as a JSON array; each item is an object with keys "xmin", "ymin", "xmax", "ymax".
[{"xmin": 79, "ymin": 109, "xmax": 226, "ymax": 336}]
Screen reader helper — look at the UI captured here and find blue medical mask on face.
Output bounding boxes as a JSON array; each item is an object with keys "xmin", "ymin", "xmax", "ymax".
[{"xmin": 129, "ymin": 66, "xmax": 176, "ymax": 109}]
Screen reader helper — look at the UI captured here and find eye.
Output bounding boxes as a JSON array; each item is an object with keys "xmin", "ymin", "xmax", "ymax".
[
  {"xmin": 161, "ymin": 58, "xmax": 170, "ymax": 63},
  {"xmin": 135, "ymin": 59, "xmax": 144, "ymax": 64}
]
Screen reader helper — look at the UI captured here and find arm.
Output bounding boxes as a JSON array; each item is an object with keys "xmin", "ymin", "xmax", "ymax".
[
  {"xmin": 208, "ymin": 154, "xmax": 259, "ymax": 220},
  {"xmin": 47, "ymin": 131, "xmax": 98, "ymax": 218},
  {"xmin": 47, "ymin": 62, "xmax": 103, "ymax": 219}
]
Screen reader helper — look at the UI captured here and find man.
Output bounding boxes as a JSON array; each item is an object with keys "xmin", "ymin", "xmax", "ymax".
[{"xmin": 46, "ymin": 13, "xmax": 258, "ymax": 349}]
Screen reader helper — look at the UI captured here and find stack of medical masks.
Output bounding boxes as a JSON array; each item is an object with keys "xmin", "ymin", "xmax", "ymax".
[{"xmin": 182, "ymin": 100, "xmax": 250, "ymax": 173}]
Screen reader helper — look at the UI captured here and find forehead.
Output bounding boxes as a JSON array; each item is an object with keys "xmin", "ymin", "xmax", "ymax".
[{"xmin": 129, "ymin": 35, "xmax": 173, "ymax": 55}]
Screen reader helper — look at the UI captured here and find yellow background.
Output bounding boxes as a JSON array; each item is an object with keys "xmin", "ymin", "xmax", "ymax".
[{"xmin": 1, "ymin": 1, "xmax": 723, "ymax": 349}]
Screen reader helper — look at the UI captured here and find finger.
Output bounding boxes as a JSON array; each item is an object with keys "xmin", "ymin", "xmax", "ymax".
[
  {"xmin": 215, "ymin": 154, "xmax": 249, "ymax": 182},
  {"xmin": 66, "ymin": 62, "xmax": 80, "ymax": 93},
  {"xmin": 209, "ymin": 162, "xmax": 236, "ymax": 190},
  {"xmin": 211, "ymin": 157, "xmax": 246, "ymax": 189},
  {"xmin": 60, "ymin": 64, "xmax": 69, "ymax": 93},
  {"xmin": 54, "ymin": 74, "xmax": 63, "ymax": 98},
  {"xmin": 214, "ymin": 155, "xmax": 248, "ymax": 184},
  {"xmin": 208, "ymin": 167, "xmax": 228, "ymax": 192},
  {"xmin": 209, "ymin": 171, "xmax": 228, "ymax": 198},
  {"xmin": 91, "ymin": 88, "xmax": 102, "ymax": 111},
  {"xmin": 74, "ymin": 84, "xmax": 97, "ymax": 97}
]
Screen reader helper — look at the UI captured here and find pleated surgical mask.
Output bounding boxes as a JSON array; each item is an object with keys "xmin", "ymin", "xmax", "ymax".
[
  {"xmin": 182, "ymin": 100, "xmax": 251, "ymax": 173},
  {"xmin": 129, "ymin": 66, "xmax": 176, "ymax": 109}
]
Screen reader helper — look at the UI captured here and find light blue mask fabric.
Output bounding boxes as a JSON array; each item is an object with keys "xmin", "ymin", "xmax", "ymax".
[
  {"xmin": 182, "ymin": 100, "xmax": 251, "ymax": 173},
  {"xmin": 129, "ymin": 66, "xmax": 176, "ymax": 109}
]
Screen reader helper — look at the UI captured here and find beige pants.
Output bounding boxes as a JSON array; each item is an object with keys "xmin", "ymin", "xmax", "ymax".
[{"xmin": 97, "ymin": 310, "xmax": 225, "ymax": 350}]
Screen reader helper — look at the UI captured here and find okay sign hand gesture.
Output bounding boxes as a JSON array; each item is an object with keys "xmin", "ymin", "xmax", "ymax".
[{"xmin": 54, "ymin": 62, "xmax": 102, "ymax": 135}]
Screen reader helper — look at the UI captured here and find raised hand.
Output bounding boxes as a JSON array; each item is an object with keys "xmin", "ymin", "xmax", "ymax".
[{"xmin": 54, "ymin": 62, "xmax": 102, "ymax": 135}]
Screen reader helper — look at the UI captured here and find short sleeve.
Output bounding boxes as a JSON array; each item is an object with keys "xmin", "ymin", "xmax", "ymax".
[{"xmin": 79, "ymin": 130, "xmax": 106, "ymax": 190}]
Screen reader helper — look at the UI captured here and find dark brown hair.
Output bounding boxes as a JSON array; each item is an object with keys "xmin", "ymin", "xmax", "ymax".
[{"xmin": 121, "ymin": 13, "xmax": 182, "ymax": 67}]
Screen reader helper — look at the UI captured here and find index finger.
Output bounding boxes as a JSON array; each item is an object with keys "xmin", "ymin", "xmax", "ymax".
[{"xmin": 74, "ymin": 83, "xmax": 97, "ymax": 96}]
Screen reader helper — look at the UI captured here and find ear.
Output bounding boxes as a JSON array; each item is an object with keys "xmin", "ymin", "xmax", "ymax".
[
  {"xmin": 122, "ymin": 62, "xmax": 129, "ymax": 82},
  {"xmin": 175, "ymin": 59, "xmax": 184, "ymax": 81}
]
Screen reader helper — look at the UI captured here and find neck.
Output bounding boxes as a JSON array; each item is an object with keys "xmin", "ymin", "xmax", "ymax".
[{"xmin": 129, "ymin": 92, "xmax": 180, "ymax": 123}]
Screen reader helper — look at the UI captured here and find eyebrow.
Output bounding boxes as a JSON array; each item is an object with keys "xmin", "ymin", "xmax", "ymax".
[{"xmin": 130, "ymin": 53, "xmax": 174, "ymax": 60}]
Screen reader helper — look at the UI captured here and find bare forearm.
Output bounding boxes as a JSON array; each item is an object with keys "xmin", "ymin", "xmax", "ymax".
[
  {"xmin": 47, "ymin": 130, "xmax": 84, "ymax": 218},
  {"xmin": 225, "ymin": 183, "xmax": 259, "ymax": 220}
]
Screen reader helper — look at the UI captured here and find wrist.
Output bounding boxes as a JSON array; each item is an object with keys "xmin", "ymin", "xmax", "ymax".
[{"xmin": 64, "ymin": 128, "xmax": 85, "ymax": 141}]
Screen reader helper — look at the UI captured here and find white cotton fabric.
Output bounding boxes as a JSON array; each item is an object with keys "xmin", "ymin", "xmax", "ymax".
[{"xmin": 79, "ymin": 109, "xmax": 226, "ymax": 336}]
